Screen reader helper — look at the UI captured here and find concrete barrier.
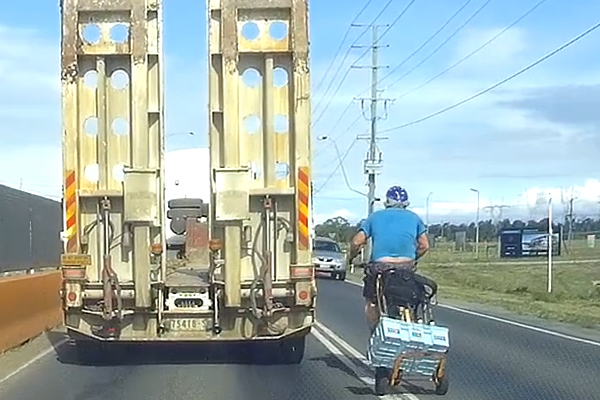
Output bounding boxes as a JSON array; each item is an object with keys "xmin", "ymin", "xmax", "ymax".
[{"xmin": 0, "ymin": 271, "xmax": 63, "ymax": 354}]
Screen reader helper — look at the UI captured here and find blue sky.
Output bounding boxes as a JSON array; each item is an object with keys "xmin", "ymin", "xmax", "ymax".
[{"xmin": 1, "ymin": 0, "xmax": 600, "ymax": 224}]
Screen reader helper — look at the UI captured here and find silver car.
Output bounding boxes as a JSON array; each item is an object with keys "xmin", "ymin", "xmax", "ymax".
[{"xmin": 313, "ymin": 236, "xmax": 346, "ymax": 281}]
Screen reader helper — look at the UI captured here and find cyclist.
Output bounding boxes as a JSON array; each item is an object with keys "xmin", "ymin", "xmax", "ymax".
[{"xmin": 347, "ymin": 185, "xmax": 430, "ymax": 332}]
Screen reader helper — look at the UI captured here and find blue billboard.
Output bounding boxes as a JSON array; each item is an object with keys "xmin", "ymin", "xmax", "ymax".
[{"xmin": 500, "ymin": 228, "xmax": 561, "ymax": 258}]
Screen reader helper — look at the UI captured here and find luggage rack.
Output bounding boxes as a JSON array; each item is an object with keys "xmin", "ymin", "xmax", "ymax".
[{"xmin": 367, "ymin": 264, "xmax": 450, "ymax": 396}]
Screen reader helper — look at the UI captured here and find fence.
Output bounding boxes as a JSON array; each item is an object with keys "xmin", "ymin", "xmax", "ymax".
[{"xmin": 0, "ymin": 184, "xmax": 62, "ymax": 274}]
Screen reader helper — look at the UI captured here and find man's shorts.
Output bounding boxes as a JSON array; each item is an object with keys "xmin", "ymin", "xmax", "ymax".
[{"xmin": 361, "ymin": 261, "xmax": 416, "ymax": 304}]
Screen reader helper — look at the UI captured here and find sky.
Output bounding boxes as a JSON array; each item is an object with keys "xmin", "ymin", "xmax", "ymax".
[{"xmin": 1, "ymin": 0, "xmax": 600, "ymax": 226}]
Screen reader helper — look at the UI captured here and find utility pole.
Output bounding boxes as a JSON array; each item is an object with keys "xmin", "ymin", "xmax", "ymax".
[
  {"xmin": 566, "ymin": 196, "xmax": 574, "ymax": 243},
  {"xmin": 367, "ymin": 25, "xmax": 379, "ymax": 217},
  {"xmin": 470, "ymin": 188, "xmax": 480, "ymax": 259},
  {"xmin": 350, "ymin": 24, "xmax": 392, "ymax": 262},
  {"xmin": 351, "ymin": 24, "xmax": 392, "ymax": 216}
]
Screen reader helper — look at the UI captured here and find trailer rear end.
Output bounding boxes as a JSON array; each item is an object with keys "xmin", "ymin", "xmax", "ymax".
[{"xmin": 59, "ymin": 0, "xmax": 315, "ymax": 364}]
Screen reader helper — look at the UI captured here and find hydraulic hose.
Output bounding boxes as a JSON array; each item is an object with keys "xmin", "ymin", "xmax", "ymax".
[{"xmin": 250, "ymin": 218, "xmax": 266, "ymax": 319}]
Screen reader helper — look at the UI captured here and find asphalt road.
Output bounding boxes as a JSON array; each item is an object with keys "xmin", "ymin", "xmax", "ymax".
[
  {"xmin": 318, "ymin": 278, "xmax": 600, "ymax": 400},
  {"xmin": 2, "ymin": 279, "xmax": 600, "ymax": 400},
  {"xmin": 0, "ymin": 332, "xmax": 373, "ymax": 400}
]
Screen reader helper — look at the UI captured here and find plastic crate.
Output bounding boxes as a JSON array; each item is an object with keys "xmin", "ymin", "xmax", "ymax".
[{"xmin": 367, "ymin": 317, "xmax": 450, "ymax": 375}]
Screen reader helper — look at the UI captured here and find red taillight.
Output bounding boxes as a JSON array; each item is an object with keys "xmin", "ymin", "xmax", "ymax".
[
  {"xmin": 298, "ymin": 290, "xmax": 309, "ymax": 301},
  {"xmin": 62, "ymin": 267, "xmax": 86, "ymax": 280},
  {"xmin": 67, "ymin": 292, "xmax": 77, "ymax": 302}
]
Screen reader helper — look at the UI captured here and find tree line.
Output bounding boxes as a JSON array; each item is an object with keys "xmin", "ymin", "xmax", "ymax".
[{"xmin": 314, "ymin": 216, "xmax": 600, "ymax": 244}]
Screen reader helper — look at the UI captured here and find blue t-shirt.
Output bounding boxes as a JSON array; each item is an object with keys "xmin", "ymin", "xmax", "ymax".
[{"xmin": 359, "ymin": 208, "xmax": 426, "ymax": 261}]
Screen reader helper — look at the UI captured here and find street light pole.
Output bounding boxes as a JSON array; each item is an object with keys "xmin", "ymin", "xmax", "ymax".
[
  {"xmin": 426, "ymin": 192, "xmax": 433, "ymax": 235},
  {"xmin": 470, "ymin": 188, "xmax": 480, "ymax": 259}
]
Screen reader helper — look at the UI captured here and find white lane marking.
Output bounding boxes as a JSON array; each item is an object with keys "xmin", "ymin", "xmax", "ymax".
[
  {"xmin": 313, "ymin": 321, "xmax": 421, "ymax": 400},
  {"xmin": 0, "ymin": 338, "xmax": 68, "ymax": 386},
  {"xmin": 343, "ymin": 278, "xmax": 600, "ymax": 347}
]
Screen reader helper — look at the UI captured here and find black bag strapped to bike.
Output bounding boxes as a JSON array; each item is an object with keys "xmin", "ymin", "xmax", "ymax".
[
  {"xmin": 364, "ymin": 262, "xmax": 438, "ymax": 309},
  {"xmin": 381, "ymin": 267, "xmax": 424, "ymax": 308}
]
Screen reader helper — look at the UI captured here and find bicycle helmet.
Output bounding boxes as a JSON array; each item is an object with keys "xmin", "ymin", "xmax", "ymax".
[{"xmin": 385, "ymin": 185, "xmax": 410, "ymax": 208}]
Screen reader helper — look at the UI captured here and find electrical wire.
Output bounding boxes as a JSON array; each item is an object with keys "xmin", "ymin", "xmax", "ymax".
[
  {"xmin": 380, "ymin": 18, "xmax": 600, "ymax": 133},
  {"xmin": 312, "ymin": 0, "xmax": 375, "ymax": 97},
  {"xmin": 313, "ymin": 114, "xmax": 364, "ymax": 158},
  {"xmin": 314, "ymin": 139, "xmax": 359, "ymax": 194},
  {"xmin": 312, "ymin": 0, "xmax": 418, "ymax": 128},
  {"xmin": 397, "ymin": 0, "xmax": 547, "ymax": 100},
  {"xmin": 382, "ymin": 0, "xmax": 494, "ymax": 91},
  {"xmin": 311, "ymin": 0, "xmax": 396, "ymax": 120},
  {"xmin": 374, "ymin": 0, "xmax": 475, "ymax": 90}
]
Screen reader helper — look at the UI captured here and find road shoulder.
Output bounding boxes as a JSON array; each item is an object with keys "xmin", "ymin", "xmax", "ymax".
[
  {"xmin": 0, "ymin": 328, "xmax": 67, "ymax": 385},
  {"xmin": 343, "ymin": 272, "xmax": 600, "ymax": 344}
]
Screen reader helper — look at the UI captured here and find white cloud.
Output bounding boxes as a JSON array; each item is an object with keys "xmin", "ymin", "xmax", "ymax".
[{"xmin": 450, "ymin": 27, "xmax": 529, "ymax": 74}]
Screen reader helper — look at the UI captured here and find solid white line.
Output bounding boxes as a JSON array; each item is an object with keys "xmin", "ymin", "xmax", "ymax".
[
  {"xmin": 0, "ymin": 338, "xmax": 68, "ymax": 386},
  {"xmin": 343, "ymin": 278, "xmax": 600, "ymax": 347},
  {"xmin": 311, "ymin": 326, "xmax": 416, "ymax": 399}
]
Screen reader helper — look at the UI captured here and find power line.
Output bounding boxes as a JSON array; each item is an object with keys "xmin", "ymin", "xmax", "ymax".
[
  {"xmin": 380, "ymin": 18, "xmax": 600, "ymax": 133},
  {"xmin": 397, "ymin": 0, "xmax": 547, "ymax": 100},
  {"xmin": 381, "ymin": 0, "xmax": 494, "ymax": 91},
  {"xmin": 314, "ymin": 139, "xmax": 358, "ymax": 194},
  {"xmin": 311, "ymin": 0, "xmax": 396, "ymax": 122},
  {"xmin": 311, "ymin": 0, "xmax": 417, "ymax": 127},
  {"xmin": 375, "ymin": 0, "xmax": 475, "ymax": 89},
  {"xmin": 312, "ymin": 0, "xmax": 376, "ymax": 97},
  {"xmin": 313, "ymin": 109, "xmax": 363, "ymax": 158}
]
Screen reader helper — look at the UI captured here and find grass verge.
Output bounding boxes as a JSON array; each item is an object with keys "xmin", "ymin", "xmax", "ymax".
[{"xmin": 347, "ymin": 240, "xmax": 600, "ymax": 328}]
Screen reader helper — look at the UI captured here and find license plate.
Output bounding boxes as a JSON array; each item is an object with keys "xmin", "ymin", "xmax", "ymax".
[{"xmin": 168, "ymin": 319, "xmax": 206, "ymax": 331}]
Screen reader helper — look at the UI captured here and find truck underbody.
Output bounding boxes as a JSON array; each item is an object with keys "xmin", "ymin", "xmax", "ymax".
[{"xmin": 59, "ymin": 0, "xmax": 315, "ymax": 364}]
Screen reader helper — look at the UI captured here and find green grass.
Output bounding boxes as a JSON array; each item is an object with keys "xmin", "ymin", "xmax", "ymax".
[{"xmin": 351, "ymin": 239, "xmax": 600, "ymax": 328}]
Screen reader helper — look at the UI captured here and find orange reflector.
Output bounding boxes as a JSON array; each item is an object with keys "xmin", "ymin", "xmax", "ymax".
[
  {"xmin": 209, "ymin": 239, "xmax": 222, "ymax": 251},
  {"xmin": 291, "ymin": 266, "xmax": 313, "ymax": 279},
  {"xmin": 67, "ymin": 292, "xmax": 77, "ymax": 302},
  {"xmin": 62, "ymin": 267, "xmax": 86, "ymax": 280},
  {"xmin": 298, "ymin": 290, "xmax": 309, "ymax": 301},
  {"xmin": 150, "ymin": 243, "xmax": 163, "ymax": 255}
]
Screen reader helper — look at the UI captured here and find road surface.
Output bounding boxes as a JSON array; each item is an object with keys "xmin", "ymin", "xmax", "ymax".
[{"xmin": 1, "ymin": 279, "xmax": 599, "ymax": 400}]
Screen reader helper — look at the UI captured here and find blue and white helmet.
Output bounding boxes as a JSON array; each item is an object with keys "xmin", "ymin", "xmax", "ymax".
[{"xmin": 385, "ymin": 185, "xmax": 409, "ymax": 208}]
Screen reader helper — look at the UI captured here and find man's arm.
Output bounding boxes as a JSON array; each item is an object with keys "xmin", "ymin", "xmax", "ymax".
[
  {"xmin": 416, "ymin": 217, "xmax": 430, "ymax": 259},
  {"xmin": 349, "ymin": 218, "xmax": 372, "ymax": 262},
  {"xmin": 416, "ymin": 233, "xmax": 430, "ymax": 259},
  {"xmin": 349, "ymin": 231, "xmax": 368, "ymax": 261}
]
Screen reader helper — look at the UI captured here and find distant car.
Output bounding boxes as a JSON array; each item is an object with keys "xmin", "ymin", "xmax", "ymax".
[{"xmin": 312, "ymin": 236, "xmax": 346, "ymax": 281}]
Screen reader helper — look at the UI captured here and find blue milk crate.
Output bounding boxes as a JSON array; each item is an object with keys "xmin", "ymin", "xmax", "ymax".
[{"xmin": 367, "ymin": 317, "xmax": 450, "ymax": 376}]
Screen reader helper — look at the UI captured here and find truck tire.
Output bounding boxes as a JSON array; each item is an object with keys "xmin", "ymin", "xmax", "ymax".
[
  {"xmin": 168, "ymin": 198, "xmax": 203, "ymax": 209},
  {"xmin": 277, "ymin": 336, "xmax": 306, "ymax": 364},
  {"xmin": 75, "ymin": 340, "xmax": 107, "ymax": 364},
  {"xmin": 170, "ymin": 217, "xmax": 187, "ymax": 235}
]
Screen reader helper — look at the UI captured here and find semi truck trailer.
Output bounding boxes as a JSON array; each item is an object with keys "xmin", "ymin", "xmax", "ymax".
[{"xmin": 59, "ymin": 0, "xmax": 315, "ymax": 364}]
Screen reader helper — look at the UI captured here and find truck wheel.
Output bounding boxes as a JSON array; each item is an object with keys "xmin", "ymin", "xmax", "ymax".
[
  {"xmin": 374, "ymin": 367, "xmax": 391, "ymax": 395},
  {"xmin": 75, "ymin": 340, "xmax": 106, "ymax": 364},
  {"xmin": 278, "ymin": 336, "xmax": 306, "ymax": 364},
  {"xmin": 435, "ymin": 373, "xmax": 449, "ymax": 395}
]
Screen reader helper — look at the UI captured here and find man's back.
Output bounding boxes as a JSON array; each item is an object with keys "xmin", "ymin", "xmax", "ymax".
[{"xmin": 360, "ymin": 208, "xmax": 426, "ymax": 261}]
